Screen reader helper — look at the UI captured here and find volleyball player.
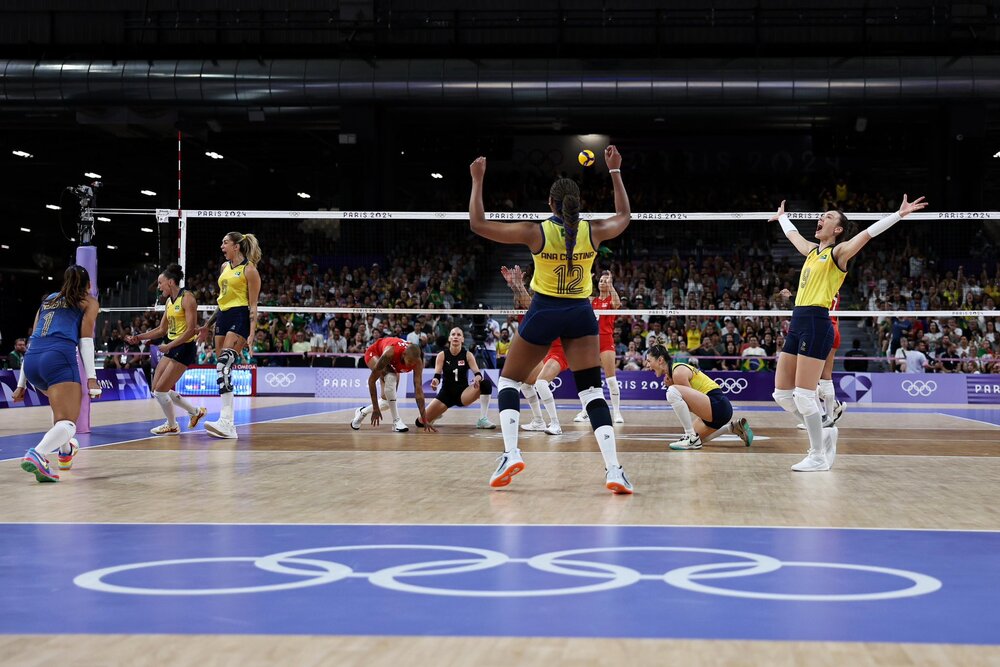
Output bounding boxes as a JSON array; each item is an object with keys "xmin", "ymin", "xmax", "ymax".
[
  {"xmin": 788, "ymin": 288, "xmax": 846, "ymax": 431},
  {"xmin": 413, "ymin": 327, "xmax": 496, "ymax": 430},
  {"xmin": 574, "ymin": 270, "xmax": 624, "ymax": 424},
  {"xmin": 645, "ymin": 345, "xmax": 753, "ymax": 449},
  {"xmin": 469, "ymin": 146, "xmax": 633, "ymax": 493},
  {"xmin": 199, "ymin": 232, "xmax": 262, "ymax": 439},
  {"xmin": 770, "ymin": 196, "xmax": 926, "ymax": 471},
  {"xmin": 13, "ymin": 265, "xmax": 101, "ymax": 482},
  {"xmin": 125, "ymin": 263, "xmax": 208, "ymax": 435},
  {"xmin": 351, "ymin": 336, "xmax": 435, "ymax": 432}
]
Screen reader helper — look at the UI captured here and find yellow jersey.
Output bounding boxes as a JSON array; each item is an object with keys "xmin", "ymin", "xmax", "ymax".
[
  {"xmin": 217, "ymin": 259, "xmax": 250, "ymax": 311},
  {"xmin": 672, "ymin": 362, "xmax": 720, "ymax": 395},
  {"xmin": 165, "ymin": 289, "xmax": 190, "ymax": 342},
  {"xmin": 529, "ymin": 217, "xmax": 596, "ymax": 299},
  {"xmin": 795, "ymin": 245, "xmax": 847, "ymax": 308}
]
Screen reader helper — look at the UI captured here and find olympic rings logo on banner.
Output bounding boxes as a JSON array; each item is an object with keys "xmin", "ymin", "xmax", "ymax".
[
  {"xmin": 264, "ymin": 372, "xmax": 297, "ymax": 388},
  {"xmin": 715, "ymin": 378, "xmax": 749, "ymax": 394},
  {"xmin": 73, "ymin": 544, "xmax": 942, "ymax": 602},
  {"xmin": 549, "ymin": 377, "xmax": 563, "ymax": 390},
  {"xmin": 901, "ymin": 380, "xmax": 937, "ymax": 397}
]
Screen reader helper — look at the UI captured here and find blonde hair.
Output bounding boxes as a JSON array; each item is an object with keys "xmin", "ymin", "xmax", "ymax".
[{"xmin": 226, "ymin": 231, "xmax": 263, "ymax": 265}]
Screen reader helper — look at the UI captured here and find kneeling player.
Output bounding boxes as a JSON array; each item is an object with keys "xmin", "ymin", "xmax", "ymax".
[{"xmin": 417, "ymin": 327, "xmax": 496, "ymax": 429}]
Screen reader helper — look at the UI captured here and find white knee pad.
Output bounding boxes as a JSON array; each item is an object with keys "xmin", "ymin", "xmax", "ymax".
[
  {"xmin": 534, "ymin": 380, "xmax": 553, "ymax": 402},
  {"xmin": 499, "ymin": 376, "xmax": 522, "ymax": 393},
  {"xmin": 818, "ymin": 379, "xmax": 836, "ymax": 403},
  {"xmin": 772, "ymin": 388, "xmax": 797, "ymax": 413},
  {"xmin": 666, "ymin": 384, "xmax": 685, "ymax": 406},
  {"xmin": 520, "ymin": 382, "xmax": 537, "ymax": 399},
  {"xmin": 382, "ymin": 373, "xmax": 398, "ymax": 401},
  {"xmin": 154, "ymin": 390, "xmax": 172, "ymax": 405},
  {"xmin": 793, "ymin": 388, "xmax": 820, "ymax": 417},
  {"xmin": 607, "ymin": 376, "xmax": 621, "ymax": 396},
  {"xmin": 578, "ymin": 386, "xmax": 604, "ymax": 406}
]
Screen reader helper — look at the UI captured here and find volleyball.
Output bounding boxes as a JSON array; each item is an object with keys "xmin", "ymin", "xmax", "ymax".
[{"xmin": 578, "ymin": 149, "xmax": 596, "ymax": 167}]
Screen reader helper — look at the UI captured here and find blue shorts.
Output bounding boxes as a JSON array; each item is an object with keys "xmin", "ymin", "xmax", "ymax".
[
  {"xmin": 518, "ymin": 293, "xmax": 599, "ymax": 346},
  {"xmin": 705, "ymin": 388, "xmax": 733, "ymax": 430},
  {"xmin": 216, "ymin": 306, "xmax": 251, "ymax": 340},
  {"xmin": 164, "ymin": 341, "xmax": 197, "ymax": 367},
  {"xmin": 782, "ymin": 306, "xmax": 835, "ymax": 361},
  {"xmin": 22, "ymin": 341, "xmax": 80, "ymax": 391}
]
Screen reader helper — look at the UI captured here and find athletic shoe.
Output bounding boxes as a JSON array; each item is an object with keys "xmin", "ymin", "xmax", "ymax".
[
  {"xmin": 521, "ymin": 418, "xmax": 547, "ymax": 432},
  {"xmin": 830, "ymin": 401, "xmax": 846, "ymax": 426},
  {"xmin": 732, "ymin": 418, "xmax": 754, "ymax": 447},
  {"xmin": 823, "ymin": 426, "xmax": 839, "ymax": 468},
  {"xmin": 205, "ymin": 419, "xmax": 238, "ymax": 439},
  {"xmin": 476, "ymin": 417, "xmax": 497, "ymax": 429},
  {"xmin": 150, "ymin": 423, "xmax": 181, "ymax": 436},
  {"xmin": 21, "ymin": 448, "xmax": 59, "ymax": 483},
  {"xmin": 573, "ymin": 410, "xmax": 589, "ymax": 423},
  {"xmin": 613, "ymin": 412, "xmax": 625, "ymax": 424},
  {"xmin": 791, "ymin": 450, "xmax": 830, "ymax": 472},
  {"xmin": 350, "ymin": 407, "xmax": 365, "ymax": 430},
  {"xmin": 490, "ymin": 449, "xmax": 525, "ymax": 488},
  {"xmin": 796, "ymin": 422, "xmax": 806, "ymax": 430},
  {"xmin": 669, "ymin": 434, "xmax": 703, "ymax": 450},
  {"xmin": 57, "ymin": 438, "xmax": 80, "ymax": 471},
  {"xmin": 392, "ymin": 418, "xmax": 409, "ymax": 433},
  {"xmin": 605, "ymin": 466, "xmax": 634, "ymax": 494},
  {"xmin": 189, "ymin": 407, "xmax": 208, "ymax": 430},
  {"xmin": 544, "ymin": 422, "xmax": 563, "ymax": 435}
]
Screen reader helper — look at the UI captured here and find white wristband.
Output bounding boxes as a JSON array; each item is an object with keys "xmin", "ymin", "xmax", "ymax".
[
  {"xmin": 608, "ymin": 168, "xmax": 621, "ymax": 174},
  {"xmin": 866, "ymin": 212, "xmax": 902, "ymax": 238},
  {"xmin": 17, "ymin": 371, "xmax": 28, "ymax": 389},
  {"xmin": 777, "ymin": 213, "xmax": 797, "ymax": 237},
  {"xmin": 79, "ymin": 338, "xmax": 97, "ymax": 380}
]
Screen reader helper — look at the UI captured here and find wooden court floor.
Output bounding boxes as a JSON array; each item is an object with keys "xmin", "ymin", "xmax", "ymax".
[{"xmin": 1, "ymin": 397, "xmax": 999, "ymax": 666}]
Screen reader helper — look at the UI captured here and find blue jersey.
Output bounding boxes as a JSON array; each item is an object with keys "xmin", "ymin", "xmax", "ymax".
[{"xmin": 29, "ymin": 293, "xmax": 84, "ymax": 348}]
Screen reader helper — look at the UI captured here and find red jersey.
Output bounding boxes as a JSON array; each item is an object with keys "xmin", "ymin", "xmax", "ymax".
[
  {"xmin": 365, "ymin": 337, "xmax": 416, "ymax": 373},
  {"xmin": 830, "ymin": 293, "xmax": 840, "ymax": 325},
  {"xmin": 592, "ymin": 295, "xmax": 615, "ymax": 337}
]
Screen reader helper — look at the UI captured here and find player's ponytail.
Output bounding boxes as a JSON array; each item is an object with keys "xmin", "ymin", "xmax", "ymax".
[
  {"xmin": 162, "ymin": 263, "xmax": 184, "ymax": 285},
  {"xmin": 226, "ymin": 231, "xmax": 263, "ymax": 265},
  {"xmin": 549, "ymin": 178, "xmax": 582, "ymax": 273},
  {"xmin": 48, "ymin": 264, "xmax": 91, "ymax": 308},
  {"xmin": 832, "ymin": 211, "xmax": 859, "ymax": 270}
]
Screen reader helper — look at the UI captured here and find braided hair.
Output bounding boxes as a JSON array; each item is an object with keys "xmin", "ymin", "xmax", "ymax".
[{"xmin": 549, "ymin": 178, "xmax": 581, "ymax": 270}]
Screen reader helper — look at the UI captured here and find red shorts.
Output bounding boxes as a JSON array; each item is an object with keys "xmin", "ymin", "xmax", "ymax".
[
  {"xmin": 364, "ymin": 348, "xmax": 402, "ymax": 372},
  {"xmin": 832, "ymin": 319, "xmax": 841, "ymax": 350},
  {"xmin": 543, "ymin": 349, "xmax": 569, "ymax": 373},
  {"xmin": 599, "ymin": 333, "xmax": 615, "ymax": 354}
]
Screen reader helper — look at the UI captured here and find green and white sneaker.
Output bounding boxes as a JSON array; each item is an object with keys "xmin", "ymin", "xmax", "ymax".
[{"xmin": 476, "ymin": 417, "xmax": 496, "ymax": 429}]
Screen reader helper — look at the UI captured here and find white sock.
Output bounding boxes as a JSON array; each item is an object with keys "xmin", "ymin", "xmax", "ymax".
[
  {"xmin": 153, "ymin": 391, "xmax": 178, "ymax": 427},
  {"xmin": 595, "ymin": 424, "xmax": 619, "ymax": 468},
  {"xmin": 818, "ymin": 379, "xmax": 836, "ymax": 419},
  {"xmin": 361, "ymin": 400, "xmax": 390, "ymax": 416},
  {"xmin": 35, "ymin": 420, "xmax": 76, "ymax": 457},
  {"xmin": 702, "ymin": 422, "xmax": 733, "ymax": 443},
  {"xmin": 521, "ymin": 384, "xmax": 544, "ymax": 421},
  {"xmin": 535, "ymin": 380, "xmax": 559, "ymax": 424},
  {"xmin": 169, "ymin": 390, "xmax": 198, "ymax": 416},
  {"xmin": 388, "ymin": 400, "xmax": 401, "ymax": 421},
  {"xmin": 221, "ymin": 392, "xmax": 234, "ymax": 422},
  {"xmin": 666, "ymin": 386, "xmax": 696, "ymax": 436},
  {"xmin": 608, "ymin": 376, "xmax": 622, "ymax": 415},
  {"xmin": 500, "ymin": 408, "xmax": 520, "ymax": 453},
  {"xmin": 479, "ymin": 393, "xmax": 490, "ymax": 419},
  {"xmin": 794, "ymin": 388, "xmax": 824, "ymax": 455}
]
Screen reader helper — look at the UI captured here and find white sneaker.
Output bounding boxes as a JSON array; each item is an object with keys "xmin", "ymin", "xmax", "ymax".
[
  {"xmin": 613, "ymin": 412, "xmax": 625, "ymax": 424},
  {"xmin": 669, "ymin": 434, "xmax": 703, "ymax": 450},
  {"xmin": 150, "ymin": 422, "xmax": 180, "ymax": 436},
  {"xmin": 544, "ymin": 422, "xmax": 563, "ymax": 435},
  {"xmin": 605, "ymin": 465, "xmax": 634, "ymax": 494},
  {"xmin": 573, "ymin": 410, "xmax": 589, "ymax": 423},
  {"xmin": 205, "ymin": 419, "xmax": 238, "ymax": 439},
  {"xmin": 350, "ymin": 407, "xmax": 365, "ymax": 430},
  {"xmin": 796, "ymin": 422, "xmax": 807, "ymax": 430},
  {"xmin": 490, "ymin": 449, "xmax": 525, "ymax": 488},
  {"xmin": 823, "ymin": 426, "xmax": 839, "ymax": 468},
  {"xmin": 476, "ymin": 417, "xmax": 497, "ymax": 430},
  {"xmin": 392, "ymin": 418, "xmax": 409, "ymax": 433},
  {"xmin": 791, "ymin": 450, "xmax": 830, "ymax": 472},
  {"xmin": 521, "ymin": 418, "xmax": 547, "ymax": 432}
]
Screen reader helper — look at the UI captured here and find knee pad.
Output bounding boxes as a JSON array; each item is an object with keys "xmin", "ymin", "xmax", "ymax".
[
  {"xmin": 579, "ymin": 387, "xmax": 611, "ymax": 426},
  {"xmin": 216, "ymin": 348, "xmax": 238, "ymax": 393},
  {"xmin": 607, "ymin": 376, "xmax": 621, "ymax": 396},
  {"xmin": 572, "ymin": 366, "xmax": 603, "ymax": 392},
  {"xmin": 666, "ymin": 385, "xmax": 685, "ymax": 406},
  {"xmin": 534, "ymin": 379, "xmax": 553, "ymax": 402},
  {"xmin": 499, "ymin": 376, "xmax": 521, "ymax": 393},
  {"xmin": 520, "ymin": 383, "xmax": 537, "ymax": 400},
  {"xmin": 772, "ymin": 388, "xmax": 797, "ymax": 413},
  {"xmin": 478, "ymin": 375, "xmax": 494, "ymax": 395},
  {"xmin": 382, "ymin": 373, "xmax": 398, "ymax": 401},
  {"xmin": 818, "ymin": 379, "xmax": 835, "ymax": 402},
  {"xmin": 793, "ymin": 388, "xmax": 820, "ymax": 417}
]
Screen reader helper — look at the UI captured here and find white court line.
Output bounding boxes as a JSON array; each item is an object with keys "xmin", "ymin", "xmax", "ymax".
[
  {"xmin": 4, "ymin": 520, "xmax": 999, "ymax": 533},
  {"xmin": 935, "ymin": 412, "xmax": 1000, "ymax": 429}
]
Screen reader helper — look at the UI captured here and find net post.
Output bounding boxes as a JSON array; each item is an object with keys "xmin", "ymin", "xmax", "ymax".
[{"xmin": 75, "ymin": 245, "xmax": 98, "ymax": 434}]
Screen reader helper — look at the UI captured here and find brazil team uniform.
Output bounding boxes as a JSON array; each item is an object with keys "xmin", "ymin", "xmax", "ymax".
[
  {"xmin": 216, "ymin": 259, "xmax": 251, "ymax": 339},
  {"xmin": 672, "ymin": 362, "xmax": 732, "ymax": 429},
  {"xmin": 436, "ymin": 346, "xmax": 473, "ymax": 408},
  {"xmin": 519, "ymin": 216, "xmax": 599, "ymax": 345},
  {"xmin": 23, "ymin": 294, "xmax": 84, "ymax": 390},
  {"xmin": 783, "ymin": 245, "xmax": 847, "ymax": 360},
  {"xmin": 164, "ymin": 289, "xmax": 197, "ymax": 366}
]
